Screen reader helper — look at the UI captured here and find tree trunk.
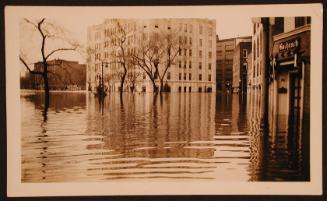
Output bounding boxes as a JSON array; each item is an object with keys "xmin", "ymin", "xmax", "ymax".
[
  {"xmin": 159, "ymin": 79, "xmax": 164, "ymax": 93},
  {"xmin": 151, "ymin": 79, "xmax": 157, "ymax": 93},
  {"xmin": 120, "ymin": 70, "xmax": 127, "ymax": 97},
  {"xmin": 42, "ymin": 72, "xmax": 50, "ymax": 122}
]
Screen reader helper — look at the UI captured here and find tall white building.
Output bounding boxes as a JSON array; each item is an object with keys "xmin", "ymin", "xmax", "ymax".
[{"xmin": 87, "ymin": 19, "xmax": 216, "ymax": 93}]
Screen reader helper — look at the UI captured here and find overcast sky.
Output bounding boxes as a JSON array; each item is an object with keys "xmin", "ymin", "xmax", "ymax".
[
  {"xmin": 18, "ymin": 6, "xmax": 253, "ymax": 70},
  {"xmin": 51, "ymin": 17, "xmax": 252, "ymax": 63}
]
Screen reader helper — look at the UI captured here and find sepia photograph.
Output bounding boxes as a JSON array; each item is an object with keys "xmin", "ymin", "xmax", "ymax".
[{"xmin": 4, "ymin": 3, "xmax": 324, "ymax": 197}]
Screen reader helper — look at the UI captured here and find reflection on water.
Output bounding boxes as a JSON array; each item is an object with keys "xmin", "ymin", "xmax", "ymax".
[{"xmin": 21, "ymin": 91, "xmax": 309, "ymax": 182}]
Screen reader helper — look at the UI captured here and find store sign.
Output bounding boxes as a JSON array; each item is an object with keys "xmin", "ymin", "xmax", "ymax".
[{"xmin": 279, "ymin": 38, "xmax": 300, "ymax": 52}]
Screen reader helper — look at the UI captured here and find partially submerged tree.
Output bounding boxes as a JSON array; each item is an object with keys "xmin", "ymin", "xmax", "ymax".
[
  {"xmin": 126, "ymin": 64, "xmax": 142, "ymax": 93},
  {"xmin": 108, "ymin": 19, "xmax": 134, "ymax": 96},
  {"xmin": 132, "ymin": 32, "xmax": 163, "ymax": 93},
  {"xmin": 19, "ymin": 18, "xmax": 80, "ymax": 120},
  {"xmin": 157, "ymin": 30, "xmax": 180, "ymax": 92},
  {"xmin": 132, "ymin": 27, "xmax": 180, "ymax": 93}
]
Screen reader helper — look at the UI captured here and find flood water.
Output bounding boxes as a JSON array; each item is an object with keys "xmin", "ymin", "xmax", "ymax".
[{"xmin": 21, "ymin": 91, "xmax": 309, "ymax": 182}]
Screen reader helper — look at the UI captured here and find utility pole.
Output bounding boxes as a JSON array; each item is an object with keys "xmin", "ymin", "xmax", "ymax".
[{"xmin": 260, "ymin": 17, "xmax": 271, "ymax": 131}]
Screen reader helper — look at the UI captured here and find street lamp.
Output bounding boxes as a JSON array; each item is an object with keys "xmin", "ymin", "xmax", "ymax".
[{"xmin": 96, "ymin": 60, "xmax": 110, "ymax": 98}]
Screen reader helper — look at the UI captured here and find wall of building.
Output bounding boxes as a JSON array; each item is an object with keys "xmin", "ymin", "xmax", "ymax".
[
  {"xmin": 87, "ymin": 19, "xmax": 217, "ymax": 93},
  {"xmin": 216, "ymin": 38, "xmax": 235, "ymax": 92}
]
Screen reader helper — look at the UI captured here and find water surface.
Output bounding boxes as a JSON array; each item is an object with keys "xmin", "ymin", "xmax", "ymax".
[{"xmin": 21, "ymin": 91, "xmax": 309, "ymax": 182}]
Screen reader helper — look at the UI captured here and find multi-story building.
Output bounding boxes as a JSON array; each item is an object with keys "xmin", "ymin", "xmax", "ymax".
[
  {"xmin": 268, "ymin": 17, "xmax": 311, "ymax": 136},
  {"xmin": 232, "ymin": 37, "xmax": 252, "ymax": 94},
  {"xmin": 216, "ymin": 38, "xmax": 235, "ymax": 92},
  {"xmin": 87, "ymin": 19, "xmax": 216, "ymax": 93},
  {"xmin": 30, "ymin": 59, "xmax": 86, "ymax": 90}
]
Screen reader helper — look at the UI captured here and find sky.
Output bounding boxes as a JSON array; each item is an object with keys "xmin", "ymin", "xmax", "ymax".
[{"xmin": 19, "ymin": 6, "xmax": 253, "ymax": 72}]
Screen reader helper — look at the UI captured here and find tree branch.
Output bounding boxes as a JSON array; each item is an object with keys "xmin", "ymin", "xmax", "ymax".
[{"xmin": 19, "ymin": 56, "xmax": 43, "ymax": 75}]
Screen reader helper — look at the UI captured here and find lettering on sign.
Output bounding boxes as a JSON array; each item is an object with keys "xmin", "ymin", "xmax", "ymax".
[{"xmin": 279, "ymin": 38, "xmax": 300, "ymax": 52}]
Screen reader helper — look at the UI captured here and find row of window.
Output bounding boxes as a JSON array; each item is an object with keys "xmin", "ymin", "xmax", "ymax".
[
  {"xmin": 216, "ymin": 59, "xmax": 233, "ymax": 65},
  {"xmin": 166, "ymin": 72, "xmax": 212, "ymax": 81},
  {"xmin": 178, "ymin": 49, "xmax": 213, "ymax": 59},
  {"xmin": 178, "ymin": 61, "xmax": 212, "ymax": 70}
]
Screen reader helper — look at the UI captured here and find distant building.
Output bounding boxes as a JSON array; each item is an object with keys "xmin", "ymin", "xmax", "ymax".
[
  {"xmin": 216, "ymin": 38, "xmax": 235, "ymax": 92},
  {"xmin": 216, "ymin": 36, "xmax": 252, "ymax": 93},
  {"xmin": 87, "ymin": 19, "xmax": 217, "ymax": 93},
  {"xmin": 232, "ymin": 37, "xmax": 252, "ymax": 94},
  {"xmin": 31, "ymin": 59, "xmax": 86, "ymax": 90}
]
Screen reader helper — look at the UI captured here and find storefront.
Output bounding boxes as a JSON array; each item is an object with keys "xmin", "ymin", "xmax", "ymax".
[{"xmin": 269, "ymin": 26, "xmax": 310, "ymax": 137}]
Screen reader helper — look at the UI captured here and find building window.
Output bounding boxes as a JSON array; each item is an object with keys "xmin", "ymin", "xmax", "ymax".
[
  {"xmin": 155, "ymin": 25, "xmax": 159, "ymax": 28},
  {"xmin": 189, "ymin": 37, "xmax": 192, "ymax": 45},
  {"xmin": 295, "ymin": 17, "xmax": 305, "ymax": 28},
  {"xmin": 199, "ymin": 50, "xmax": 202, "ymax": 57},
  {"xmin": 199, "ymin": 39, "xmax": 203, "ymax": 46},
  {"xmin": 190, "ymin": 25, "xmax": 193, "ymax": 33},
  {"xmin": 179, "ymin": 61, "xmax": 182, "ymax": 68},
  {"xmin": 189, "ymin": 73, "xmax": 192, "ymax": 80},
  {"xmin": 184, "ymin": 24, "xmax": 187, "ymax": 32},
  {"xmin": 199, "ymin": 74, "xmax": 202, "ymax": 81},
  {"xmin": 209, "ymin": 51, "xmax": 212, "ymax": 59},
  {"xmin": 184, "ymin": 73, "xmax": 187, "ymax": 80},
  {"xmin": 184, "ymin": 61, "xmax": 187, "ymax": 68},
  {"xmin": 208, "ymin": 74, "xmax": 211, "ymax": 81},
  {"xmin": 209, "ymin": 40, "xmax": 212, "ymax": 48},
  {"xmin": 189, "ymin": 86, "xmax": 192, "ymax": 92},
  {"xmin": 179, "ymin": 48, "xmax": 182, "ymax": 56},
  {"xmin": 208, "ymin": 63, "xmax": 212, "ymax": 70},
  {"xmin": 199, "ymin": 62, "xmax": 202, "ymax": 69},
  {"xmin": 167, "ymin": 72, "xmax": 171, "ymax": 80},
  {"xmin": 179, "ymin": 73, "xmax": 181, "ymax": 80},
  {"xmin": 189, "ymin": 61, "xmax": 192, "ymax": 68},
  {"xmin": 272, "ymin": 17, "xmax": 284, "ymax": 36},
  {"xmin": 189, "ymin": 50, "xmax": 192, "ymax": 56},
  {"xmin": 208, "ymin": 28, "xmax": 213, "ymax": 36},
  {"xmin": 216, "ymin": 50, "xmax": 222, "ymax": 56},
  {"xmin": 168, "ymin": 26, "xmax": 171, "ymax": 30},
  {"xmin": 243, "ymin": 49, "xmax": 248, "ymax": 58},
  {"xmin": 184, "ymin": 49, "xmax": 187, "ymax": 56}
]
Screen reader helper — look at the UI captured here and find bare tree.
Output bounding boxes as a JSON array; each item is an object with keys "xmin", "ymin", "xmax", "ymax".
[
  {"xmin": 108, "ymin": 19, "xmax": 133, "ymax": 97},
  {"xmin": 126, "ymin": 64, "xmax": 142, "ymax": 93},
  {"xmin": 132, "ymin": 28, "xmax": 180, "ymax": 93},
  {"xmin": 157, "ymin": 30, "xmax": 180, "ymax": 92},
  {"xmin": 19, "ymin": 18, "xmax": 80, "ymax": 120},
  {"xmin": 132, "ymin": 32, "xmax": 164, "ymax": 93}
]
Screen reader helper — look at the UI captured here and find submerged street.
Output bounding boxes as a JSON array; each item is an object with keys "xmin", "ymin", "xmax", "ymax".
[{"xmin": 21, "ymin": 91, "xmax": 309, "ymax": 182}]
